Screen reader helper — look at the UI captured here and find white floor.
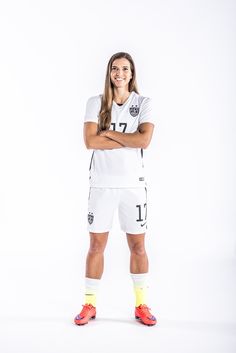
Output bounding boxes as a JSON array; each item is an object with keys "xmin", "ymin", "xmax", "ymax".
[
  {"xmin": 0, "ymin": 314, "xmax": 236, "ymax": 353},
  {"xmin": 0, "ymin": 253, "xmax": 236, "ymax": 353}
]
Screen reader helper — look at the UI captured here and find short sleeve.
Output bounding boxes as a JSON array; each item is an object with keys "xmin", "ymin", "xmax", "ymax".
[
  {"xmin": 138, "ymin": 97, "xmax": 154, "ymax": 125},
  {"xmin": 84, "ymin": 96, "xmax": 101, "ymax": 123}
]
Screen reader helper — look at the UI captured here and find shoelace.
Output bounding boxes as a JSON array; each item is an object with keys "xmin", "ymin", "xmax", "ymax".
[
  {"xmin": 81, "ymin": 304, "xmax": 93, "ymax": 316},
  {"xmin": 139, "ymin": 304, "xmax": 151, "ymax": 312},
  {"xmin": 138, "ymin": 305, "xmax": 154, "ymax": 318}
]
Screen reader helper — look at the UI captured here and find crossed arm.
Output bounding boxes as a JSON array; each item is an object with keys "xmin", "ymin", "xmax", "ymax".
[{"xmin": 84, "ymin": 122, "xmax": 154, "ymax": 150}]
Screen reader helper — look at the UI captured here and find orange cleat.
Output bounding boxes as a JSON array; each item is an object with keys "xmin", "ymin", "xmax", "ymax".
[
  {"xmin": 135, "ymin": 304, "xmax": 157, "ymax": 326},
  {"xmin": 74, "ymin": 304, "xmax": 96, "ymax": 325}
]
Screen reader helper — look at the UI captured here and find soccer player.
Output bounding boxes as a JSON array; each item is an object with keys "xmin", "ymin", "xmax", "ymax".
[{"xmin": 74, "ymin": 52, "xmax": 156, "ymax": 326}]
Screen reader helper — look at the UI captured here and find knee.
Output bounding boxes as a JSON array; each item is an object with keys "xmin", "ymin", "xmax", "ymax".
[
  {"xmin": 130, "ymin": 243, "xmax": 146, "ymax": 257},
  {"xmin": 89, "ymin": 241, "xmax": 106, "ymax": 255}
]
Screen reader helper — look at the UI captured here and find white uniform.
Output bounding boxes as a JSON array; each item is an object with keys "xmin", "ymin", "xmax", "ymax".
[{"xmin": 84, "ymin": 91, "xmax": 154, "ymax": 234}]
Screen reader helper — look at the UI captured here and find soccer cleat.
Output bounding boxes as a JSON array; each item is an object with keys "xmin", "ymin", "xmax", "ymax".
[
  {"xmin": 74, "ymin": 304, "xmax": 96, "ymax": 325},
  {"xmin": 135, "ymin": 304, "xmax": 157, "ymax": 326}
]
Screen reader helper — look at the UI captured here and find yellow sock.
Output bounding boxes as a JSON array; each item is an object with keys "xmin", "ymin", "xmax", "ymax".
[
  {"xmin": 84, "ymin": 292, "xmax": 96, "ymax": 307},
  {"xmin": 84, "ymin": 277, "xmax": 100, "ymax": 307},
  {"xmin": 134, "ymin": 286, "xmax": 147, "ymax": 307},
  {"xmin": 131, "ymin": 273, "xmax": 148, "ymax": 307}
]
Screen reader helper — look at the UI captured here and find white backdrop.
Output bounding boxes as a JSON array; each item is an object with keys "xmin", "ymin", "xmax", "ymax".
[{"xmin": 0, "ymin": 0, "xmax": 235, "ymax": 352}]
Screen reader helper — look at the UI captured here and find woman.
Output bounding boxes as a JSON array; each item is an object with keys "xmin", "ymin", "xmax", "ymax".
[{"xmin": 74, "ymin": 52, "xmax": 156, "ymax": 326}]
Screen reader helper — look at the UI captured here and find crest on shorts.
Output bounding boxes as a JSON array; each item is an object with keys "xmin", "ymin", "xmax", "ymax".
[
  {"xmin": 129, "ymin": 105, "xmax": 139, "ymax": 117},
  {"xmin": 88, "ymin": 212, "xmax": 94, "ymax": 225}
]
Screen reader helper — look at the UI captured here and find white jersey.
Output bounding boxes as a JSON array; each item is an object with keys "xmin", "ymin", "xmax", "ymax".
[{"xmin": 84, "ymin": 91, "xmax": 154, "ymax": 188}]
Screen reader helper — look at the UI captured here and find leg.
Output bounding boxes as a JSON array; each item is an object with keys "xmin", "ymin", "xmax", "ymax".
[
  {"xmin": 126, "ymin": 233, "xmax": 148, "ymax": 274},
  {"xmin": 126, "ymin": 233, "xmax": 157, "ymax": 325},
  {"xmin": 86, "ymin": 188, "xmax": 117, "ymax": 279},
  {"xmin": 86, "ymin": 232, "xmax": 109, "ymax": 279}
]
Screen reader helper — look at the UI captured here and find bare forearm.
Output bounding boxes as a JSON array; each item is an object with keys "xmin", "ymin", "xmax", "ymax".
[
  {"xmin": 85, "ymin": 135, "xmax": 123, "ymax": 150},
  {"xmin": 84, "ymin": 122, "xmax": 153, "ymax": 150},
  {"xmin": 101, "ymin": 130, "xmax": 147, "ymax": 149}
]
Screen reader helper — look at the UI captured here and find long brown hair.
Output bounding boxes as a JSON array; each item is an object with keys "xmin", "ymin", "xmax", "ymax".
[{"xmin": 98, "ymin": 52, "xmax": 139, "ymax": 131}]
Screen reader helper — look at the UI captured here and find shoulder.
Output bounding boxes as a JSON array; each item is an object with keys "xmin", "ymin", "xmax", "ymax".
[
  {"xmin": 133, "ymin": 93, "xmax": 153, "ymax": 124},
  {"xmin": 132, "ymin": 92, "xmax": 151, "ymax": 106},
  {"xmin": 84, "ymin": 95, "xmax": 103, "ymax": 122},
  {"xmin": 86, "ymin": 94, "xmax": 102, "ymax": 106}
]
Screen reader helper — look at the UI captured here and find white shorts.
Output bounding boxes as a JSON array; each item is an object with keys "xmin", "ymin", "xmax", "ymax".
[{"xmin": 87, "ymin": 187, "xmax": 147, "ymax": 234}]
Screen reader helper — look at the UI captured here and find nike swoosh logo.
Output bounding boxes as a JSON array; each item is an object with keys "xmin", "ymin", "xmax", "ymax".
[{"xmin": 141, "ymin": 222, "xmax": 147, "ymax": 227}]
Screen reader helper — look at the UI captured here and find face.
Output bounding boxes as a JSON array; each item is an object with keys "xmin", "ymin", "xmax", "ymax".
[{"xmin": 110, "ymin": 58, "xmax": 133, "ymax": 89}]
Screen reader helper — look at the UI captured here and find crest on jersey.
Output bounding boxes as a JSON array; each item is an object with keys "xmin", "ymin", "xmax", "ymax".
[
  {"xmin": 129, "ymin": 105, "xmax": 139, "ymax": 117},
  {"xmin": 88, "ymin": 212, "xmax": 94, "ymax": 225}
]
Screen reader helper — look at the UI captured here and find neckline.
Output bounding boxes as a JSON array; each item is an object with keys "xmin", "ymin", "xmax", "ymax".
[{"xmin": 113, "ymin": 91, "xmax": 134, "ymax": 107}]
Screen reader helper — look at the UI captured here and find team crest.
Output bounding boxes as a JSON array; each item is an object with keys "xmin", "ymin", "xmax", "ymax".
[
  {"xmin": 88, "ymin": 212, "xmax": 94, "ymax": 225},
  {"xmin": 129, "ymin": 105, "xmax": 139, "ymax": 117}
]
